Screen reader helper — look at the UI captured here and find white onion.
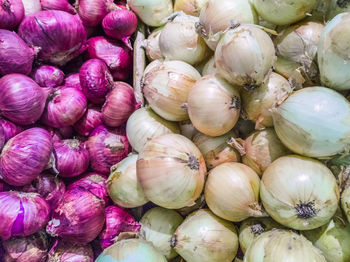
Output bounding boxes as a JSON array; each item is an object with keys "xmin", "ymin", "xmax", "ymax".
[
  {"xmin": 174, "ymin": 0, "xmax": 209, "ymax": 16},
  {"xmin": 341, "ymin": 186, "xmax": 350, "ymax": 223},
  {"xmin": 144, "ymin": 28, "xmax": 164, "ymax": 62},
  {"xmin": 202, "ymin": 56, "xmax": 217, "ymax": 76},
  {"xmin": 22, "ymin": 0, "xmax": 41, "ymax": 16}
]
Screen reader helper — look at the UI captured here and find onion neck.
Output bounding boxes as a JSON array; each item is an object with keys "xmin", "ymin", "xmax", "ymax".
[
  {"xmin": 187, "ymin": 154, "xmax": 200, "ymax": 170},
  {"xmin": 64, "ymin": 139, "xmax": 81, "ymax": 149},
  {"xmin": 170, "ymin": 234, "xmax": 177, "ymax": 248},
  {"xmin": 250, "ymin": 223, "xmax": 266, "ymax": 236},
  {"xmin": 294, "ymin": 201, "xmax": 319, "ymax": 219},
  {"xmin": 2, "ymin": 0, "xmax": 11, "ymax": 12},
  {"xmin": 248, "ymin": 202, "xmax": 268, "ymax": 218}
]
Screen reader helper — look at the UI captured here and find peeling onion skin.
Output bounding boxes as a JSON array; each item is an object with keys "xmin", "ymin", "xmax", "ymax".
[{"xmin": 47, "ymin": 241, "xmax": 94, "ymax": 262}]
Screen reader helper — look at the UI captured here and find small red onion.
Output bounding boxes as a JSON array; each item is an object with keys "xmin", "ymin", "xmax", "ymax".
[
  {"xmin": 0, "ymin": 118, "xmax": 23, "ymax": 142},
  {"xmin": 74, "ymin": 106, "xmax": 103, "ymax": 137},
  {"xmin": 79, "ymin": 59, "xmax": 114, "ymax": 104},
  {"xmin": 87, "ymin": 125, "xmax": 130, "ymax": 175},
  {"xmin": 47, "ymin": 241, "xmax": 94, "ymax": 262},
  {"xmin": 99, "ymin": 206, "xmax": 140, "ymax": 249},
  {"xmin": 77, "ymin": 0, "xmax": 117, "ymax": 26},
  {"xmin": 41, "ymin": 87, "xmax": 87, "ymax": 128},
  {"xmin": 18, "ymin": 10, "xmax": 87, "ymax": 66},
  {"xmin": 0, "ymin": 30, "xmax": 34, "ymax": 76},
  {"xmin": 0, "ymin": 128, "xmax": 52, "ymax": 186},
  {"xmin": 32, "ymin": 65, "xmax": 65, "ymax": 88},
  {"xmin": 40, "ymin": 0, "xmax": 76, "ymax": 14},
  {"xmin": 46, "ymin": 187, "xmax": 105, "ymax": 243},
  {"xmin": 64, "ymin": 73, "xmax": 81, "ymax": 90},
  {"xmin": 87, "ymin": 36, "xmax": 133, "ymax": 81},
  {"xmin": 0, "ymin": 0, "xmax": 24, "ymax": 29},
  {"xmin": 0, "ymin": 191, "xmax": 50, "ymax": 240},
  {"xmin": 102, "ymin": 82, "xmax": 139, "ymax": 127}
]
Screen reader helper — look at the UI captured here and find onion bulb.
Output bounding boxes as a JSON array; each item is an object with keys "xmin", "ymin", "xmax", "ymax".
[
  {"xmin": 174, "ymin": 0, "xmax": 208, "ymax": 16},
  {"xmin": 341, "ymin": 186, "xmax": 350, "ymax": 223},
  {"xmin": 188, "ymin": 74, "xmax": 241, "ymax": 136},
  {"xmin": 140, "ymin": 207, "xmax": 183, "ymax": 259},
  {"xmin": 261, "ymin": 155, "xmax": 339, "ymax": 230},
  {"xmin": 215, "ymin": 25, "xmax": 276, "ymax": 89},
  {"xmin": 47, "ymin": 241, "xmax": 94, "ymax": 262},
  {"xmin": 143, "ymin": 60, "xmax": 201, "ymax": 121},
  {"xmin": 137, "ymin": 134, "xmax": 206, "ymax": 209},
  {"xmin": 202, "ymin": 56, "xmax": 217, "ymax": 76},
  {"xmin": 144, "ymin": 28, "xmax": 163, "ymax": 61},
  {"xmin": 179, "ymin": 119, "xmax": 198, "ymax": 140},
  {"xmin": 171, "ymin": 209, "xmax": 239, "ymax": 262},
  {"xmin": 327, "ymin": 0, "xmax": 350, "ymax": 20}
]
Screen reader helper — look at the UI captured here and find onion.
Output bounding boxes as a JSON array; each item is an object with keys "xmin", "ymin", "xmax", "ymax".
[
  {"xmin": 179, "ymin": 119, "xmax": 198, "ymax": 140},
  {"xmin": 202, "ymin": 56, "xmax": 217, "ymax": 76},
  {"xmin": 87, "ymin": 125, "xmax": 130, "ymax": 175},
  {"xmin": 0, "ymin": 0, "xmax": 24, "ymax": 29},
  {"xmin": 0, "ymin": 119, "xmax": 22, "ymax": 143},
  {"xmin": 215, "ymin": 25, "xmax": 276, "ymax": 90},
  {"xmin": 144, "ymin": 28, "xmax": 163, "ymax": 61},
  {"xmin": 244, "ymin": 229, "xmax": 326, "ymax": 261},
  {"xmin": 143, "ymin": 60, "xmax": 201, "ymax": 121},
  {"xmin": 47, "ymin": 241, "xmax": 94, "ymax": 262},
  {"xmin": 107, "ymin": 154, "xmax": 148, "ymax": 208},
  {"xmin": 252, "ymin": 0, "xmax": 318, "ymax": 25},
  {"xmin": 174, "ymin": 0, "xmax": 208, "ymax": 16},
  {"xmin": 79, "ymin": 58, "xmax": 114, "ymax": 104},
  {"xmin": 188, "ymin": 74, "xmax": 241, "ymax": 136},
  {"xmin": 341, "ymin": 186, "xmax": 350, "ymax": 223},
  {"xmin": 176, "ymin": 193, "xmax": 206, "ymax": 216},
  {"xmin": 0, "ymin": 128, "xmax": 52, "ymax": 186},
  {"xmin": 41, "ymin": 87, "xmax": 87, "ymax": 128},
  {"xmin": 74, "ymin": 106, "xmax": 103, "ymax": 137},
  {"xmin": 40, "ymin": 0, "xmax": 75, "ymax": 14},
  {"xmin": 0, "ymin": 191, "xmax": 50, "ymax": 240},
  {"xmin": 327, "ymin": 0, "xmax": 350, "ymax": 20},
  {"xmin": 64, "ymin": 73, "xmax": 81, "ymax": 90},
  {"xmin": 0, "ymin": 180, "xmax": 9, "ymax": 192},
  {"xmin": 272, "ymin": 87, "xmax": 350, "ymax": 157},
  {"xmin": 171, "ymin": 209, "xmax": 238, "ymax": 262},
  {"xmin": 22, "ymin": 0, "xmax": 41, "ymax": 16},
  {"xmin": 46, "ymin": 187, "xmax": 105, "ymax": 243},
  {"xmin": 87, "ymin": 36, "xmax": 133, "ymax": 81},
  {"xmin": 205, "ymin": 162, "xmax": 265, "ymax": 222},
  {"xmin": 18, "ymin": 10, "xmax": 87, "ymax": 66},
  {"xmin": 99, "ymin": 206, "xmax": 141, "ymax": 249},
  {"xmin": 261, "ymin": 155, "xmax": 339, "ymax": 230},
  {"xmin": 32, "ymin": 65, "xmax": 65, "ymax": 88},
  {"xmin": 77, "ymin": 0, "xmax": 117, "ymax": 26},
  {"xmin": 137, "ymin": 133, "xmax": 206, "ymax": 209}
]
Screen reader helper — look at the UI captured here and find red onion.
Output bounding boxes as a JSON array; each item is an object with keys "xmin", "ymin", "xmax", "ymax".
[
  {"xmin": 0, "ymin": 180, "xmax": 10, "ymax": 192},
  {"xmin": 99, "ymin": 206, "xmax": 140, "ymax": 249},
  {"xmin": 0, "ymin": 125, "xmax": 4, "ymax": 152},
  {"xmin": 87, "ymin": 37, "xmax": 133, "ymax": 81},
  {"xmin": 0, "ymin": 191, "xmax": 50, "ymax": 240},
  {"xmin": 64, "ymin": 73, "xmax": 81, "ymax": 90},
  {"xmin": 41, "ymin": 87, "xmax": 87, "ymax": 128},
  {"xmin": 0, "ymin": 118, "xmax": 23, "ymax": 142},
  {"xmin": 47, "ymin": 241, "xmax": 94, "ymax": 262},
  {"xmin": 79, "ymin": 59, "xmax": 114, "ymax": 104},
  {"xmin": 32, "ymin": 65, "xmax": 65, "ymax": 88},
  {"xmin": 74, "ymin": 106, "xmax": 103, "ymax": 136},
  {"xmin": 53, "ymin": 139, "xmax": 89, "ymax": 178},
  {"xmin": 77, "ymin": 0, "xmax": 117, "ymax": 26},
  {"xmin": 0, "ymin": 128, "xmax": 52, "ymax": 186},
  {"xmin": 18, "ymin": 10, "xmax": 87, "ymax": 66},
  {"xmin": 46, "ymin": 187, "xmax": 105, "ymax": 243},
  {"xmin": 102, "ymin": 82, "xmax": 139, "ymax": 127},
  {"xmin": 2, "ymin": 231, "xmax": 48, "ymax": 262},
  {"xmin": 40, "ymin": 0, "xmax": 75, "ymax": 14},
  {"xmin": 0, "ymin": 30, "xmax": 34, "ymax": 76},
  {"xmin": 87, "ymin": 125, "xmax": 130, "ymax": 175},
  {"xmin": 0, "ymin": 0, "xmax": 24, "ymax": 29},
  {"xmin": 0, "ymin": 74, "xmax": 49, "ymax": 125}
]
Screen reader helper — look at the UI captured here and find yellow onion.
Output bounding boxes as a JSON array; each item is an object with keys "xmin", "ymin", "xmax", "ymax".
[
  {"xmin": 244, "ymin": 229, "xmax": 327, "ymax": 262},
  {"xmin": 171, "ymin": 209, "xmax": 239, "ymax": 262},
  {"xmin": 341, "ymin": 186, "xmax": 350, "ymax": 223},
  {"xmin": 179, "ymin": 120, "xmax": 199, "ymax": 140},
  {"xmin": 215, "ymin": 25, "xmax": 276, "ymax": 90},
  {"xmin": 202, "ymin": 56, "xmax": 217, "ymax": 76},
  {"xmin": 176, "ymin": 194, "xmax": 206, "ymax": 216},
  {"xmin": 143, "ymin": 60, "xmax": 201, "ymax": 121},
  {"xmin": 107, "ymin": 154, "xmax": 148, "ymax": 208},
  {"xmin": 241, "ymin": 72, "xmax": 292, "ymax": 129},
  {"xmin": 159, "ymin": 13, "xmax": 211, "ymax": 65},
  {"xmin": 327, "ymin": 0, "xmax": 350, "ymax": 20},
  {"xmin": 137, "ymin": 134, "xmax": 206, "ymax": 209},
  {"xmin": 188, "ymin": 74, "xmax": 241, "ymax": 136},
  {"xmin": 140, "ymin": 207, "xmax": 183, "ymax": 259},
  {"xmin": 174, "ymin": 0, "xmax": 209, "ymax": 16},
  {"xmin": 205, "ymin": 162, "xmax": 266, "ymax": 222},
  {"xmin": 144, "ymin": 28, "xmax": 163, "ymax": 62},
  {"xmin": 198, "ymin": 0, "xmax": 258, "ymax": 50},
  {"xmin": 193, "ymin": 131, "xmax": 240, "ymax": 170},
  {"xmin": 126, "ymin": 107, "xmax": 180, "ymax": 153},
  {"xmin": 261, "ymin": 155, "xmax": 339, "ymax": 230}
]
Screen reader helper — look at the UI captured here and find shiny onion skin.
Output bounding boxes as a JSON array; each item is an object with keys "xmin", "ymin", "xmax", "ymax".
[
  {"xmin": 77, "ymin": 0, "xmax": 117, "ymax": 27},
  {"xmin": 64, "ymin": 73, "xmax": 81, "ymax": 90},
  {"xmin": 18, "ymin": 10, "xmax": 87, "ymax": 66},
  {"xmin": 0, "ymin": 191, "xmax": 50, "ymax": 240},
  {"xmin": 40, "ymin": 0, "xmax": 76, "ymax": 14},
  {"xmin": 0, "ymin": 30, "xmax": 34, "ymax": 76},
  {"xmin": 0, "ymin": 0, "xmax": 24, "ymax": 29},
  {"xmin": 32, "ymin": 65, "xmax": 65, "ymax": 88},
  {"xmin": 47, "ymin": 241, "xmax": 94, "ymax": 262},
  {"xmin": 0, "ymin": 128, "xmax": 52, "ymax": 186},
  {"xmin": 74, "ymin": 106, "xmax": 103, "ymax": 136}
]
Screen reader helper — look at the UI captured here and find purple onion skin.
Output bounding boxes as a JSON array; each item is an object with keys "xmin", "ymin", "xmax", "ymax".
[
  {"xmin": 74, "ymin": 106, "xmax": 103, "ymax": 136},
  {"xmin": 41, "ymin": 87, "xmax": 87, "ymax": 128},
  {"xmin": 47, "ymin": 241, "xmax": 94, "ymax": 262},
  {"xmin": 87, "ymin": 125, "xmax": 130, "ymax": 175},
  {"xmin": 0, "ymin": 30, "xmax": 34, "ymax": 76},
  {"xmin": 18, "ymin": 10, "xmax": 87, "ymax": 66},
  {"xmin": 99, "ymin": 206, "xmax": 140, "ymax": 249},
  {"xmin": 79, "ymin": 59, "xmax": 114, "ymax": 104},
  {"xmin": 40, "ymin": 0, "xmax": 76, "ymax": 14},
  {"xmin": 0, "ymin": 118, "xmax": 23, "ymax": 142},
  {"xmin": 32, "ymin": 65, "xmax": 65, "ymax": 88},
  {"xmin": 87, "ymin": 37, "xmax": 133, "ymax": 81},
  {"xmin": 0, "ymin": 74, "xmax": 50, "ymax": 125},
  {"xmin": 0, "ymin": 191, "xmax": 50, "ymax": 240},
  {"xmin": 77, "ymin": 0, "xmax": 117, "ymax": 27},
  {"xmin": 0, "ymin": 128, "xmax": 52, "ymax": 186},
  {"xmin": 46, "ymin": 187, "xmax": 105, "ymax": 244},
  {"xmin": 0, "ymin": 180, "xmax": 10, "ymax": 192},
  {"xmin": 0, "ymin": 0, "xmax": 24, "ymax": 29},
  {"xmin": 0, "ymin": 124, "xmax": 4, "ymax": 152},
  {"xmin": 64, "ymin": 73, "xmax": 81, "ymax": 90},
  {"xmin": 58, "ymin": 126, "xmax": 74, "ymax": 139}
]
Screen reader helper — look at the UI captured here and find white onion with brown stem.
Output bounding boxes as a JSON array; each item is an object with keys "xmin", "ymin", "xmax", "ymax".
[
  {"xmin": 144, "ymin": 28, "xmax": 163, "ymax": 62},
  {"xmin": 174, "ymin": 0, "xmax": 208, "ymax": 16}
]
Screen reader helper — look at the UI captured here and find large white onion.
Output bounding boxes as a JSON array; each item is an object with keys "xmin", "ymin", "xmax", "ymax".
[
  {"xmin": 22, "ymin": 0, "xmax": 41, "ymax": 16},
  {"xmin": 144, "ymin": 28, "xmax": 164, "ymax": 62},
  {"xmin": 341, "ymin": 186, "xmax": 350, "ymax": 223},
  {"xmin": 261, "ymin": 155, "xmax": 339, "ymax": 230},
  {"xmin": 174, "ymin": 0, "xmax": 209, "ymax": 16}
]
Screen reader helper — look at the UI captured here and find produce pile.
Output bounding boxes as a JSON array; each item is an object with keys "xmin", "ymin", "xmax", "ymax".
[{"xmin": 1, "ymin": 0, "xmax": 350, "ymax": 261}]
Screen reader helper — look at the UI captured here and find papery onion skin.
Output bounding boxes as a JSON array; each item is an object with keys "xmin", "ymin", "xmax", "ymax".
[
  {"xmin": 174, "ymin": 0, "xmax": 209, "ymax": 16},
  {"xmin": 64, "ymin": 73, "xmax": 81, "ymax": 90},
  {"xmin": 0, "ymin": 191, "xmax": 50, "ymax": 240},
  {"xmin": 202, "ymin": 56, "xmax": 217, "ymax": 76},
  {"xmin": 0, "ymin": 128, "xmax": 52, "ymax": 186},
  {"xmin": 47, "ymin": 241, "xmax": 94, "ymax": 262},
  {"xmin": 341, "ymin": 186, "xmax": 350, "ymax": 223},
  {"xmin": 172, "ymin": 209, "xmax": 238, "ymax": 262},
  {"xmin": 32, "ymin": 65, "xmax": 65, "ymax": 88},
  {"xmin": 260, "ymin": 155, "xmax": 339, "ymax": 230},
  {"xmin": 143, "ymin": 60, "xmax": 201, "ymax": 121},
  {"xmin": 0, "ymin": 0, "xmax": 24, "ymax": 29},
  {"xmin": 145, "ymin": 28, "xmax": 163, "ymax": 61},
  {"xmin": 40, "ymin": 0, "xmax": 75, "ymax": 14},
  {"xmin": 77, "ymin": 0, "xmax": 117, "ymax": 27},
  {"xmin": 18, "ymin": 10, "xmax": 87, "ymax": 66},
  {"xmin": 22, "ymin": 0, "xmax": 41, "ymax": 16},
  {"xmin": 0, "ymin": 30, "xmax": 34, "ymax": 76},
  {"xmin": 74, "ymin": 106, "xmax": 103, "ymax": 137}
]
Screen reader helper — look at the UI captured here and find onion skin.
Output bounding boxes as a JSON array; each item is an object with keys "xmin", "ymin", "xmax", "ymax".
[
  {"xmin": 0, "ymin": 128, "xmax": 52, "ymax": 186},
  {"xmin": 0, "ymin": 192, "xmax": 50, "ymax": 240},
  {"xmin": 145, "ymin": 28, "xmax": 163, "ymax": 61},
  {"xmin": 341, "ymin": 186, "xmax": 350, "ymax": 223},
  {"xmin": 47, "ymin": 241, "xmax": 94, "ymax": 262},
  {"xmin": 74, "ymin": 106, "xmax": 103, "ymax": 137},
  {"xmin": 0, "ymin": 0, "xmax": 24, "ymax": 29},
  {"xmin": 22, "ymin": 0, "xmax": 41, "ymax": 16},
  {"xmin": 77, "ymin": 0, "xmax": 117, "ymax": 27},
  {"xmin": 32, "ymin": 65, "xmax": 65, "ymax": 88},
  {"xmin": 174, "ymin": 0, "xmax": 209, "ymax": 16},
  {"xmin": 0, "ymin": 119, "xmax": 22, "ymax": 143},
  {"xmin": 40, "ymin": 0, "xmax": 75, "ymax": 14},
  {"xmin": 64, "ymin": 73, "xmax": 81, "ymax": 90}
]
